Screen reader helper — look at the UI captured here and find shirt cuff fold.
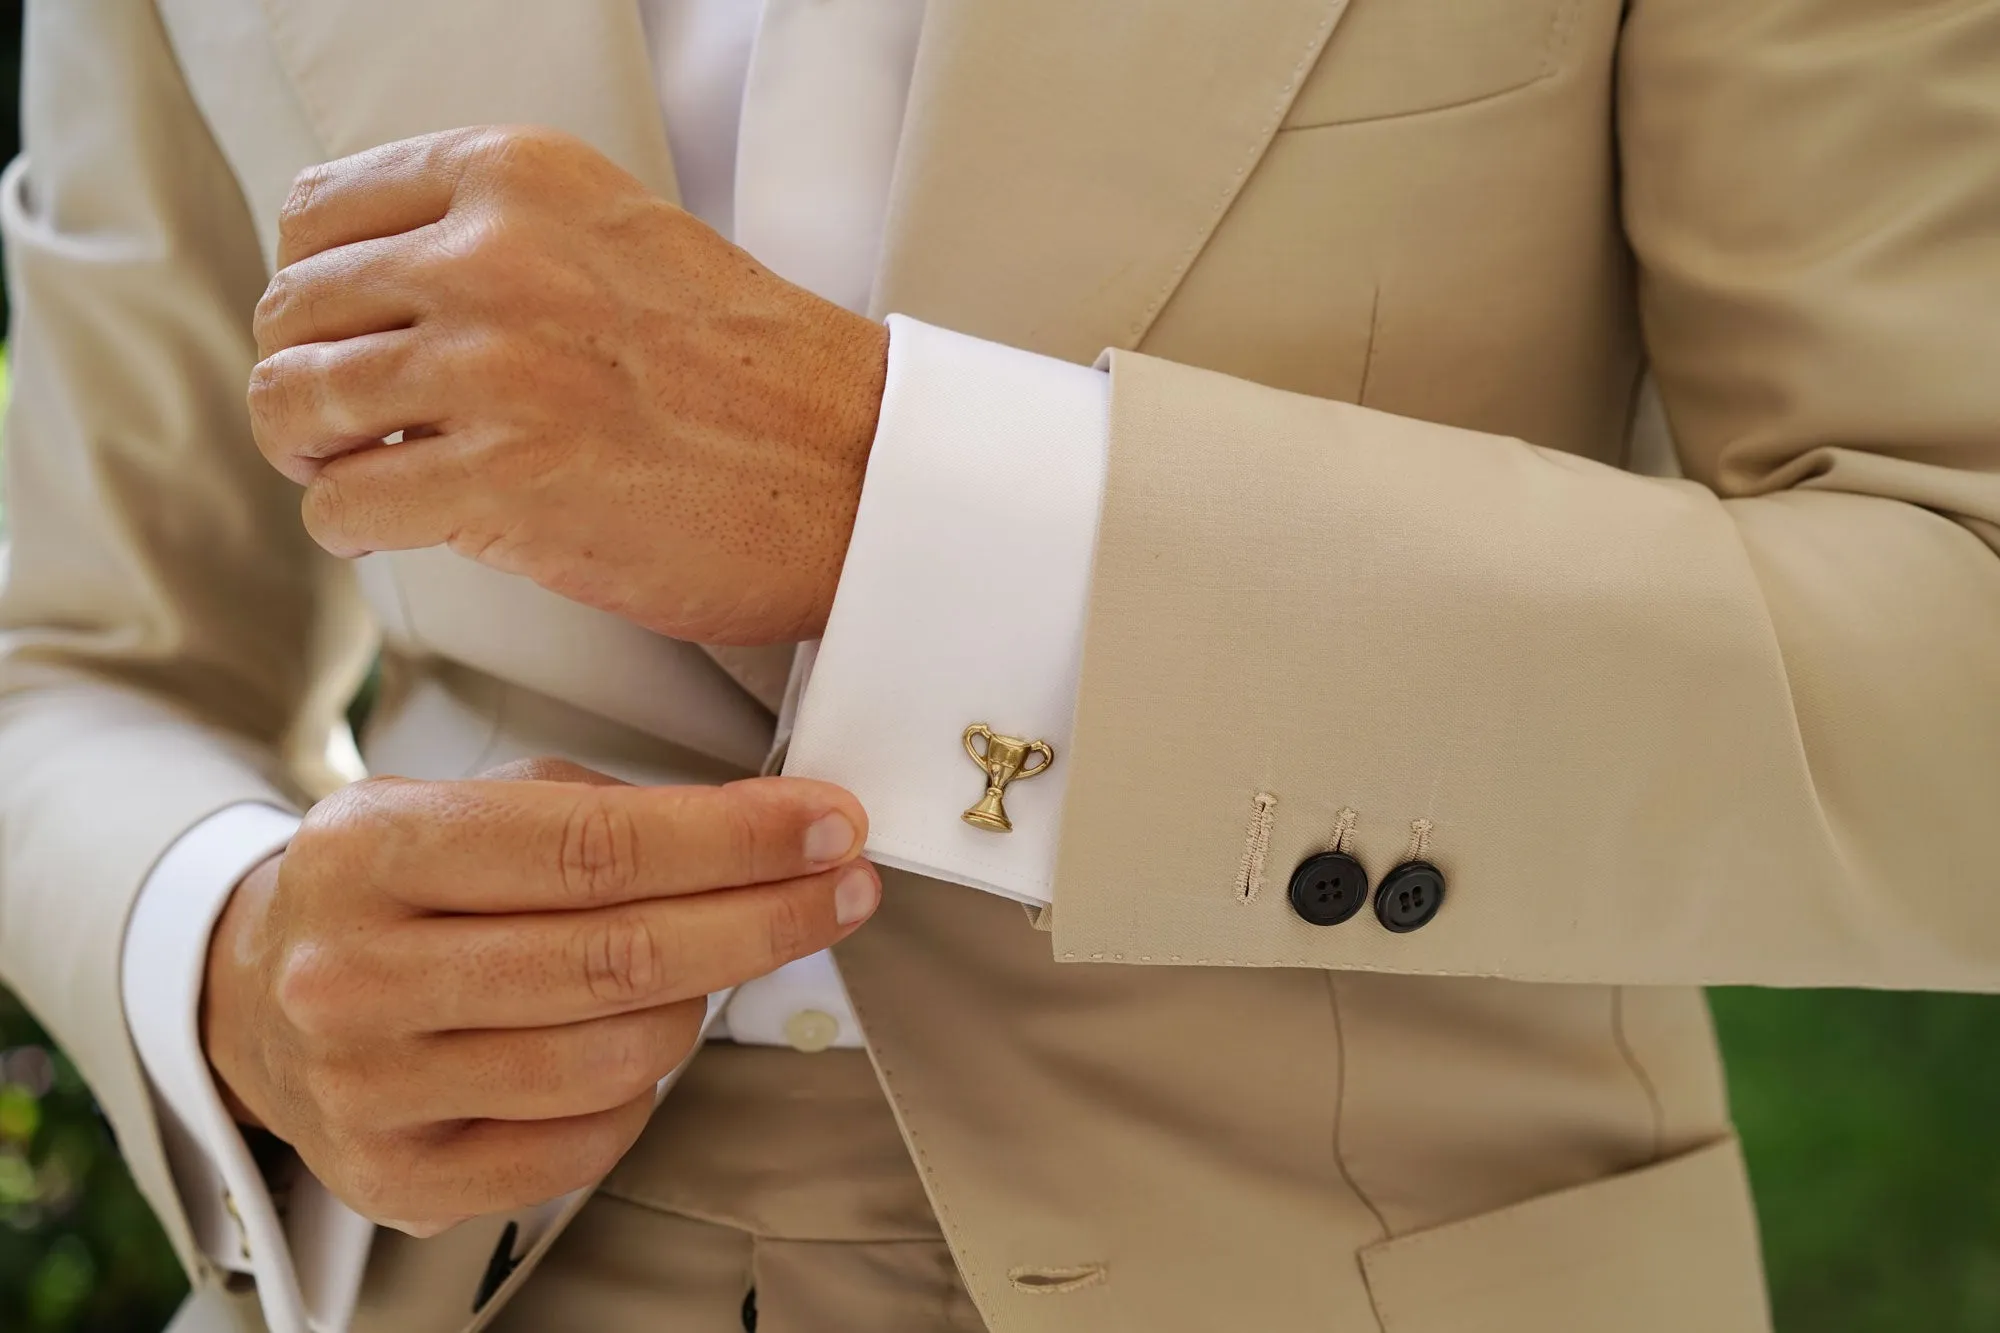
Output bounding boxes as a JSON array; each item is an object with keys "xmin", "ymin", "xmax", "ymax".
[
  {"xmin": 121, "ymin": 802, "xmax": 372, "ymax": 1333},
  {"xmin": 785, "ymin": 315, "xmax": 1110, "ymax": 905}
]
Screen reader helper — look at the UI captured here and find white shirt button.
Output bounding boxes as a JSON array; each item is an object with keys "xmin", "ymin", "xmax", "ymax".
[{"xmin": 782, "ymin": 1010, "xmax": 841, "ymax": 1053}]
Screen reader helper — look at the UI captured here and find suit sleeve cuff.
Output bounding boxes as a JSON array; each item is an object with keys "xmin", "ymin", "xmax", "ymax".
[
  {"xmin": 784, "ymin": 315, "xmax": 1109, "ymax": 906},
  {"xmin": 120, "ymin": 802, "xmax": 372, "ymax": 1333}
]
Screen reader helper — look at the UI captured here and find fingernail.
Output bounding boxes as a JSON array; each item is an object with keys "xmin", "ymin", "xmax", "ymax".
[
  {"xmin": 834, "ymin": 865, "xmax": 879, "ymax": 926},
  {"xmin": 804, "ymin": 812, "xmax": 858, "ymax": 864}
]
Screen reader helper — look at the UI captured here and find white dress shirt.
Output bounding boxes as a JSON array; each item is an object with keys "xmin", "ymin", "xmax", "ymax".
[{"xmin": 119, "ymin": 3, "xmax": 1109, "ymax": 1330}]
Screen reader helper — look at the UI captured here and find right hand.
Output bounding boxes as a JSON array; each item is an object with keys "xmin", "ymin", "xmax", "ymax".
[{"xmin": 200, "ymin": 759, "xmax": 879, "ymax": 1235}]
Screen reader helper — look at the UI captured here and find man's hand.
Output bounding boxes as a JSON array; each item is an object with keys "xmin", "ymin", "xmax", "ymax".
[
  {"xmin": 201, "ymin": 760, "xmax": 879, "ymax": 1235},
  {"xmin": 247, "ymin": 126, "xmax": 889, "ymax": 646}
]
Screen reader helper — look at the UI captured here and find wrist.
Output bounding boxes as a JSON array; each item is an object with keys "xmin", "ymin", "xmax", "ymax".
[
  {"xmin": 798, "ymin": 307, "xmax": 889, "ymax": 637},
  {"xmin": 201, "ymin": 852, "xmax": 283, "ymax": 1131}
]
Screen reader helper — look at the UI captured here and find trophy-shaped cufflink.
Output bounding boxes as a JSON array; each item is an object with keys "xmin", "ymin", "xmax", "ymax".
[{"xmin": 961, "ymin": 724, "xmax": 1054, "ymax": 833}]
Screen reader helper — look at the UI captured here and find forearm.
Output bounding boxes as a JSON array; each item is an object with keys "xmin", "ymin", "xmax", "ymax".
[{"xmin": 1047, "ymin": 349, "xmax": 2000, "ymax": 989}]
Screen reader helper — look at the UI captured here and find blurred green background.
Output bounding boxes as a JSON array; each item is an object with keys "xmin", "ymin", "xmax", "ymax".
[{"xmin": 0, "ymin": 4, "xmax": 1994, "ymax": 1330}]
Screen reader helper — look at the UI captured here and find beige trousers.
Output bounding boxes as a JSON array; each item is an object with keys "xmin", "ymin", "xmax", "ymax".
[{"xmin": 487, "ymin": 1043, "xmax": 986, "ymax": 1333}]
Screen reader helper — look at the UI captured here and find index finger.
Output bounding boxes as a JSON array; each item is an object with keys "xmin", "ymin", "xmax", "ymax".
[
  {"xmin": 276, "ymin": 127, "xmax": 484, "ymax": 269},
  {"xmin": 310, "ymin": 775, "xmax": 869, "ymax": 913}
]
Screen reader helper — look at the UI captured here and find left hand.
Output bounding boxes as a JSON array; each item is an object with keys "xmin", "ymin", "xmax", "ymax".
[{"xmin": 247, "ymin": 125, "xmax": 889, "ymax": 645}]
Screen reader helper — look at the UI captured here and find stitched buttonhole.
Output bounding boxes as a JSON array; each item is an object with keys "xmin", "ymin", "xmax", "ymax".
[
  {"xmin": 1405, "ymin": 818, "xmax": 1434, "ymax": 864},
  {"xmin": 1331, "ymin": 807, "xmax": 1359, "ymax": 856},
  {"xmin": 1007, "ymin": 1264, "xmax": 1108, "ymax": 1295},
  {"xmin": 1236, "ymin": 792, "xmax": 1279, "ymax": 902}
]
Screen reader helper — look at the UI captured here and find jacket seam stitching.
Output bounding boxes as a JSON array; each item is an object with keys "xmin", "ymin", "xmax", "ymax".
[
  {"xmin": 1325, "ymin": 973, "xmax": 1392, "ymax": 1244},
  {"xmin": 1610, "ymin": 985, "xmax": 1667, "ymax": 1162}
]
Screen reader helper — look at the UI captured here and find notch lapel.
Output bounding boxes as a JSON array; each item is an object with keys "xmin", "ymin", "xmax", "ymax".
[{"xmin": 871, "ymin": 0, "xmax": 1353, "ymax": 362}]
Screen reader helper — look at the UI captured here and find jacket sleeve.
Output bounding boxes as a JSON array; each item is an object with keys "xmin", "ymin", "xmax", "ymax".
[
  {"xmin": 1049, "ymin": 0, "xmax": 2000, "ymax": 989},
  {"xmin": 0, "ymin": 0, "xmax": 372, "ymax": 1278}
]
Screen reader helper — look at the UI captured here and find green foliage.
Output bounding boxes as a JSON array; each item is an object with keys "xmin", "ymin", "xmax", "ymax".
[
  {"xmin": 0, "ymin": 992, "xmax": 186, "ymax": 1333},
  {"xmin": 1712, "ymin": 988, "xmax": 2000, "ymax": 1331}
]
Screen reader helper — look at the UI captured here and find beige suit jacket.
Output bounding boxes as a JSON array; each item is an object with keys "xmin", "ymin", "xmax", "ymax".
[{"xmin": 5, "ymin": 0, "xmax": 1997, "ymax": 1330}]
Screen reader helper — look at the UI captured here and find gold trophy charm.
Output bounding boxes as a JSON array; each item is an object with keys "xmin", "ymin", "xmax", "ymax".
[{"xmin": 961, "ymin": 724, "xmax": 1055, "ymax": 833}]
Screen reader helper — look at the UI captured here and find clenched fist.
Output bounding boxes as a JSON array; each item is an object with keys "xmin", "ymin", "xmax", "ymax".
[
  {"xmin": 201, "ymin": 760, "xmax": 879, "ymax": 1234},
  {"xmin": 247, "ymin": 125, "xmax": 889, "ymax": 646}
]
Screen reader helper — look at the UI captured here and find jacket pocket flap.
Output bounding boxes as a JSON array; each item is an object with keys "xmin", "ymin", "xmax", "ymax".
[{"xmin": 1360, "ymin": 1137, "xmax": 1771, "ymax": 1332}]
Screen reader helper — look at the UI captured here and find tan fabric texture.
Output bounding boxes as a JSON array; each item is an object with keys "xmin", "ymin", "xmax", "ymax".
[
  {"xmin": 488, "ymin": 1045, "xmax": 985, "ymax": 1333},
  {"xmin": 5, "ymin": 0, "xmax": 1995, "ymax": 1328}
]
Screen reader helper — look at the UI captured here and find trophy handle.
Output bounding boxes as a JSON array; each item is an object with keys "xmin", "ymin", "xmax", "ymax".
[
  {"xmin": 1015, "ymin": 740, "xmax": 1055, "ymax": 781},
  {"xmin": 963, "ymin": 724, "xmax": 994, "ymax": 767}
]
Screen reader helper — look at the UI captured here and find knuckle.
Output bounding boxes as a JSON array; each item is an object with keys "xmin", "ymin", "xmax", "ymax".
[
  {"xmin": 463, "ymin": 125, "xmax": 522, "ymax": 169},
  {"xmin": 481, "ymin": 756, "xmax": 590, "ymax": 784},
  {"xmin": 717, "ymin": 793, "xmax": 761, "ymax": 878},
  {"xmin": 253, "ymin": 269, "xmax": 298, "ymax": 341},
  {"xmin": 369, "ymin": 329, "xmax": 418, "ymax": 387},
  {"xmin": 280, "ymin": 164, "xmax": 328, "ymax": 235},
  {"xmin": 443, "ymin": 517, "xmax": 524, "ymax": 569},
  {"xmin": 304, "ymin": 777, "xmax": 399, "ymax": 840},
  {"xmin": 445, "ymin": 210, "xmax": 516, "ymax": 274},
  {"xmin": 303, "ymin": 470, "xmax": 358, "ymax": 549},
  {"xmin": 576, "ymin": 909, "xmax": 666, "ymax": 1005},
  {"xmin": 299, "ymin": 778, "xmax": 420, "ymax": 890},
  {"xmin": 435, "ymin": 221, "xmax": 534, "ymax": 316},
  {"xmin": 601, "ymin": 1025, "xmax": 660, "ymax": 1102},
  {"xmin": 272, "ymin": 941, "xmax": 353, "ymax": 1039},
  {"xmin": 471, "ymin": 124, "xmax": 558, "ymax": 178},
  {"xmin": 762, "ymin": 890, "xmax": 818, "ymax": 967},
  {"xmin": 282, "ymin": 817, "xmax": 335, "ymax": 878},
  {"xmin": 245, "ymin": 349, "xmax": 307, "ymax": 430},
  {"xmin": 558, "ymin": 794, "xmax": 641, "ymax": 906}
]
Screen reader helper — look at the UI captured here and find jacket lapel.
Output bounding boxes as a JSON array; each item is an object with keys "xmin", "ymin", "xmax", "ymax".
[
  {"xmin": 255, "ymin": 0, "xmax": 680, "ymax": 201},
  {"xmin": 870, "ymin": 0, "xmax": 1353, "ymax": 362}
]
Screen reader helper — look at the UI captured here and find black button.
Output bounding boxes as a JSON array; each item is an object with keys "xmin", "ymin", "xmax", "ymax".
[
  {"xmin": 472, "ymin": 1221, "xmax": 521, "ymax": 1313},
  {"xmin": 1375, "ymin": 861, "xmax": 1446, "ymax": 933},
  {"xmin": 1288, "ymin": 851, "xmax": 1369, "ymax": 926}
]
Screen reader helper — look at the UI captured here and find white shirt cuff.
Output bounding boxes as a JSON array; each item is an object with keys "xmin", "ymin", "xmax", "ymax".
[
  {"xmin": 784, "ymin": 315, "xmax": 1110, "ymax": 906},
  {"xmin": 120, "ymin": 802, "xmax": 371, "ymax": 1333}
]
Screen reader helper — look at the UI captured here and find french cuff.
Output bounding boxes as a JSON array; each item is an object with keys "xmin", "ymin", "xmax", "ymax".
[
  {"xmin": 784, "ymin": 315, "xmax": 1109, "ymax": 907},
  {"xmin": 121, "ymin": 802, "xmax": 372, "ymax": 1333}
]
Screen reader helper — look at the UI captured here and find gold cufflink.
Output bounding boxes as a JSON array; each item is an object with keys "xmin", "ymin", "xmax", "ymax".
[{"xmin": 962, "ymin": 724, "xmax": 1054, "ymax": 832}]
